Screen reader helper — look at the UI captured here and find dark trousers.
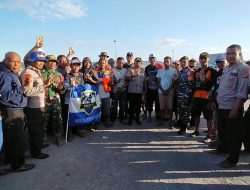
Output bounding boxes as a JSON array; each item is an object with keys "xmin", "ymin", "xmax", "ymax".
[
  {"xmin": 243, "ymin": 107, "xmax": 250, "ymax": 151},
  {"xmin": 217, "ymin": 109, "xmax": 244, "ymax": 164},
  {"xmin": 101, "ymin": 97, "xmax": 110, "ymax": 122},
  {"xmin": 146, "ymin": 88, "xmax": 160, "ymax": 113},
  {"xmin": 111, "ymin": 91, "xmax": 127, "ymax": 121},
  {"xmin": 61, "ymin": 103, "xmax": 69, "ymax": 134},
  {"xmin": 128, "ymin": 93, "xmax": 142, "ymax": 121},
  {"xmin": 2, "ymin": 108, "xmax": 25, "ymax": 169},
  {"xmin": 177, "ymin": 98, "xmax": 191, "ymax": 130},
  {"xmin": 24, "ymin": 107, "xmax": 45, "ymax": 156}
]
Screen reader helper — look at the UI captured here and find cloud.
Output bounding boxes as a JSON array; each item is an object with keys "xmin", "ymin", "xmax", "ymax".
[
  {"xmin": 0, "ymin": 0, "xmax": 87, "ymax": 21},
  {"xmin": 155, "ymin": 38, "xmax": 187, "ymax": 47}
]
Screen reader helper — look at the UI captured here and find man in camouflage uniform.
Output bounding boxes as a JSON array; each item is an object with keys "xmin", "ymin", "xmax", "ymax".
[
  {"xmin": 176, "ymin": 56, "xmax": 194, "ymax": 135},
  {"xmin": 42, "ymin": 55, "xmax": 64, "ymax": 146}
]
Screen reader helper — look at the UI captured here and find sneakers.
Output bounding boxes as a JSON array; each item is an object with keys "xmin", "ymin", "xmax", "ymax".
[
  {"xmin": 190, "ymin": 131, "xmax": 199, "ymax": 137},
  {"xmin": 177, "ymin": 130, "xmax": 186, "ymax": 135},
  {"xmin": 12, "ymin": 163, "xmax": 35, "ymax": 172},
  {"xmin": 203, "ymin": 137, "xmax": 212, "ymax": 143},
  {"xmin": 208, "ymin": 141, "xmax": 217, "ymax": 149},
  {"xmin": 207, "ymin": 149, "xmax": 227, "ymax": 155},
  {"xmin": 42, "ymin": 143, "xmax": 49, "ymax": 149},
  {"xmin": 32, "ymin": 152, "xmax": 49, "ymax": 159},
  {"xmin": 219, "ymin": 160, "xmax": 237, "ymax": 168}
]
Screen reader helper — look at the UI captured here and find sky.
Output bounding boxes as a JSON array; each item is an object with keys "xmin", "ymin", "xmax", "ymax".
[{"xmin": 0, "ymin": 0, "xmax": 250, "ymax": 62}]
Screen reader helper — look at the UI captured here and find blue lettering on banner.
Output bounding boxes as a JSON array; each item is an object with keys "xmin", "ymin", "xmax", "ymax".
[{"xmin": 68, "ymin": 84, "xmax": 101, "ymax": 127}]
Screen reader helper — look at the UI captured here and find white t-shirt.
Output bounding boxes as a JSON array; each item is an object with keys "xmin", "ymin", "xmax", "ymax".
[{"xmin": 156, "ymin": 68, "xmax": 177, "ymax": 94}]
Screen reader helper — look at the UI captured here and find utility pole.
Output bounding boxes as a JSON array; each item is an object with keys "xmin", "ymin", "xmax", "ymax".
[{"xmin": 172, "ymin": 49, "xmax": 175, "ymax": 60}]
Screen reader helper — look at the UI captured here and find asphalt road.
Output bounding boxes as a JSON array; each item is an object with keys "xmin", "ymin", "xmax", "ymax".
[{"xmin": 0, "ymin": 115, "xmax": 250, "ymax": 190}]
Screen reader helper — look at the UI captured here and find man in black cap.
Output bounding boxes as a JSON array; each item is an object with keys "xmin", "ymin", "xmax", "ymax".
[
  {"xmin": 124, "ymin": 52, "xmax": 134, "ymax": 69},
  {"xmin": 190, "ymin": 52, "xmax": 217, "ymax": 141}
]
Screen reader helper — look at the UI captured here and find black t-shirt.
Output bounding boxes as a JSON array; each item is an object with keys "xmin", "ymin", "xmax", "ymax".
[
  {"xmin": 145, "ymin": 64, "xmax": 159, "ymax": 91},
  {"xmin": 193, "ymin": 67, "xmax": 217, "ymax": 92},
  {"xmin": 123, "ymin": 63, "xmax": 133, "ymax": 69}
]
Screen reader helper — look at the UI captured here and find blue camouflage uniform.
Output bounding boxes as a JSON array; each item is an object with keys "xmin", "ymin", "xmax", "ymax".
[{"xmin": 177, "ymin": 66, "xmax": 194, "ymax": 131}]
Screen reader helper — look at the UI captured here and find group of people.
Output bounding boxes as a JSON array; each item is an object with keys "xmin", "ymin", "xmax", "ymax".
[{"xmin": 0, "ymin": 36, "xmax": 249, "ymax": 175}]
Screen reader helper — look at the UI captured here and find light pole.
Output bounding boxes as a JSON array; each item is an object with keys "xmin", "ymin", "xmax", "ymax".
[
  {"xmin": 114, "ymin": 40, "xmax": 117, "ymax": 59},
  {"xmin": 172, "ymin": 49, "xmax": 175, "ymax": 60}
]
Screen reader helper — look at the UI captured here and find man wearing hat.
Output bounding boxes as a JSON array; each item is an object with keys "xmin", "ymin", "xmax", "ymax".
[
  {"xmin": 97, "ymin": 54, "xmax": 113, "ymax": 127},
  {"xmin": 123, "ymin": 52, "xmax": 134, "ymax": 119},
  {"xmin": 124, "ymin": 52, "xmax": 134, "ymax": 69},
  {"xmin": 145, "ymin": 54, "xmax": 161, "ymax": 122},
  {"xmin": 176, "ymin": 56, "xmax": 194, "ymax": 135},
  {"xmin": 41, "ymin": 55, "xmax": 64, "ymax": 146},
  {"xmin": 190, "ymin": 52, "xmax": 217, "ymax": 140},
  {"xmin": 21, "ymin": 51, "xmax": 49, "ymax": 159},
  {"xmin": 188, "ymin": 58, "xmax": 197, "ymax": 130},
  {"xmin": 208, "ymin": 57, "xmax": 227, "ymax": 145},
  {"xmin": 63, "ymin": 57, "xmax": 85, "ymax": 140},
  {"xmin": 0, "ymin": 52, "xmax": 35, "ymax": 173},
  {"xmin": 126, "ymin": 57, "xmax": 145, "ymax": 125},
  {"xmin": 108, "ymin": 58, "xmax": 115, "ymax": 69},
  {"xmin": 188, "ymin": 58, "xmax": 197, "ymax": 70},
  {"xmin": 111, "ymin": 57, "xmax": 128, "ymax": 124},
  {"xmin": 99, "ymin": 52, "xmax": 109, "ymax": 61}
]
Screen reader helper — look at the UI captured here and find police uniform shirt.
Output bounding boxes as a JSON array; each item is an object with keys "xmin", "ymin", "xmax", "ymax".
[{"xmin": 217, "ymin": 63, "xmax": 249, "ymax": 110}]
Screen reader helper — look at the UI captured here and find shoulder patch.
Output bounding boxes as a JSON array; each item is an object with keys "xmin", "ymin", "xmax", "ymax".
[{"xmin": 241, "ymin": 67, "xmax": 249, "ymax": 78}]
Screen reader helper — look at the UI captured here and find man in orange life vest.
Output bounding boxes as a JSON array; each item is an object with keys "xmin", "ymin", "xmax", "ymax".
[
  {"xmin": 97, "ymin": 52, "xmax": 114, "ymax": 127},
  {"xmin": 190, "ymin": 52, "xmax": 217, "ymax": 140}
]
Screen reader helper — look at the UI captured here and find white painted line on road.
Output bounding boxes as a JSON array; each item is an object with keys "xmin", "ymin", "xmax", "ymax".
[
  {"xmin": 104, "ymin": 145, "xmax": 207, "ymax": 149},
  {"xmin": 137, "ymin": 177, "xmax": 250, "ymax": 185},
  {"xmin": 86, "ymin": 141, "xmax": 204, "ymax": 145},
  {"xmin": 164, "ymin": 170, "xmax": 250, "ymax": 174},
  {"xmin": 122, "ymin": 149, "xmax": 211, "ymax": 153},
  {"xmin": 129, "ymin": 160, "xmax": 161, "ymax": 164},
  {"xmin": 96, "ymin": 129, "xmax": 172, "ymax": 132}
]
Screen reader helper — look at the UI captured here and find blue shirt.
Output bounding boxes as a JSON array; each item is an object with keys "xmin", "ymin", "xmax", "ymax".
[{"xmin": 0, "ymin": 64, "xmax": 27, "ymax": 108}]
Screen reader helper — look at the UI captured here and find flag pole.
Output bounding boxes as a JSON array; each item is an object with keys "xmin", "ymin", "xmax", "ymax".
[
  {"xmin": 65, "ymin": 106, "xmax": 70, "ymax": 143},
  {"xmin": 65, "ymin": 89, "xmax": 72, "ymax": 143}
]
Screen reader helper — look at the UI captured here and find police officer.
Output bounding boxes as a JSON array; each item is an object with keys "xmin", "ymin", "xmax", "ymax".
[
  {"xmin": 242, "ymin": 66, "xmax": 250, "ymax": 153},
  {"xmin": 176, "ymin": 56, "xmax": 194, "ymax": 135},
  {"xmin": 217, "ymin": 44, "xmax": 249, "ymax": 168}
]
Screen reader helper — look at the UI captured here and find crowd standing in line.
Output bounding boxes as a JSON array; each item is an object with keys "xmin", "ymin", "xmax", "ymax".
[{"xmin": 0, "ymin": 36, "xmax": 249, "ymax": 175}]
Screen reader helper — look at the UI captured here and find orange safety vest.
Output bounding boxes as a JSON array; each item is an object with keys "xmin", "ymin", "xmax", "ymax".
[
  {"xmin": 193, "ymin": 69, "xmax": 212, "ymax": 99},
  {"xmin": 98, "ymin": 70, "xmax": 112, "ymax": 92}
]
